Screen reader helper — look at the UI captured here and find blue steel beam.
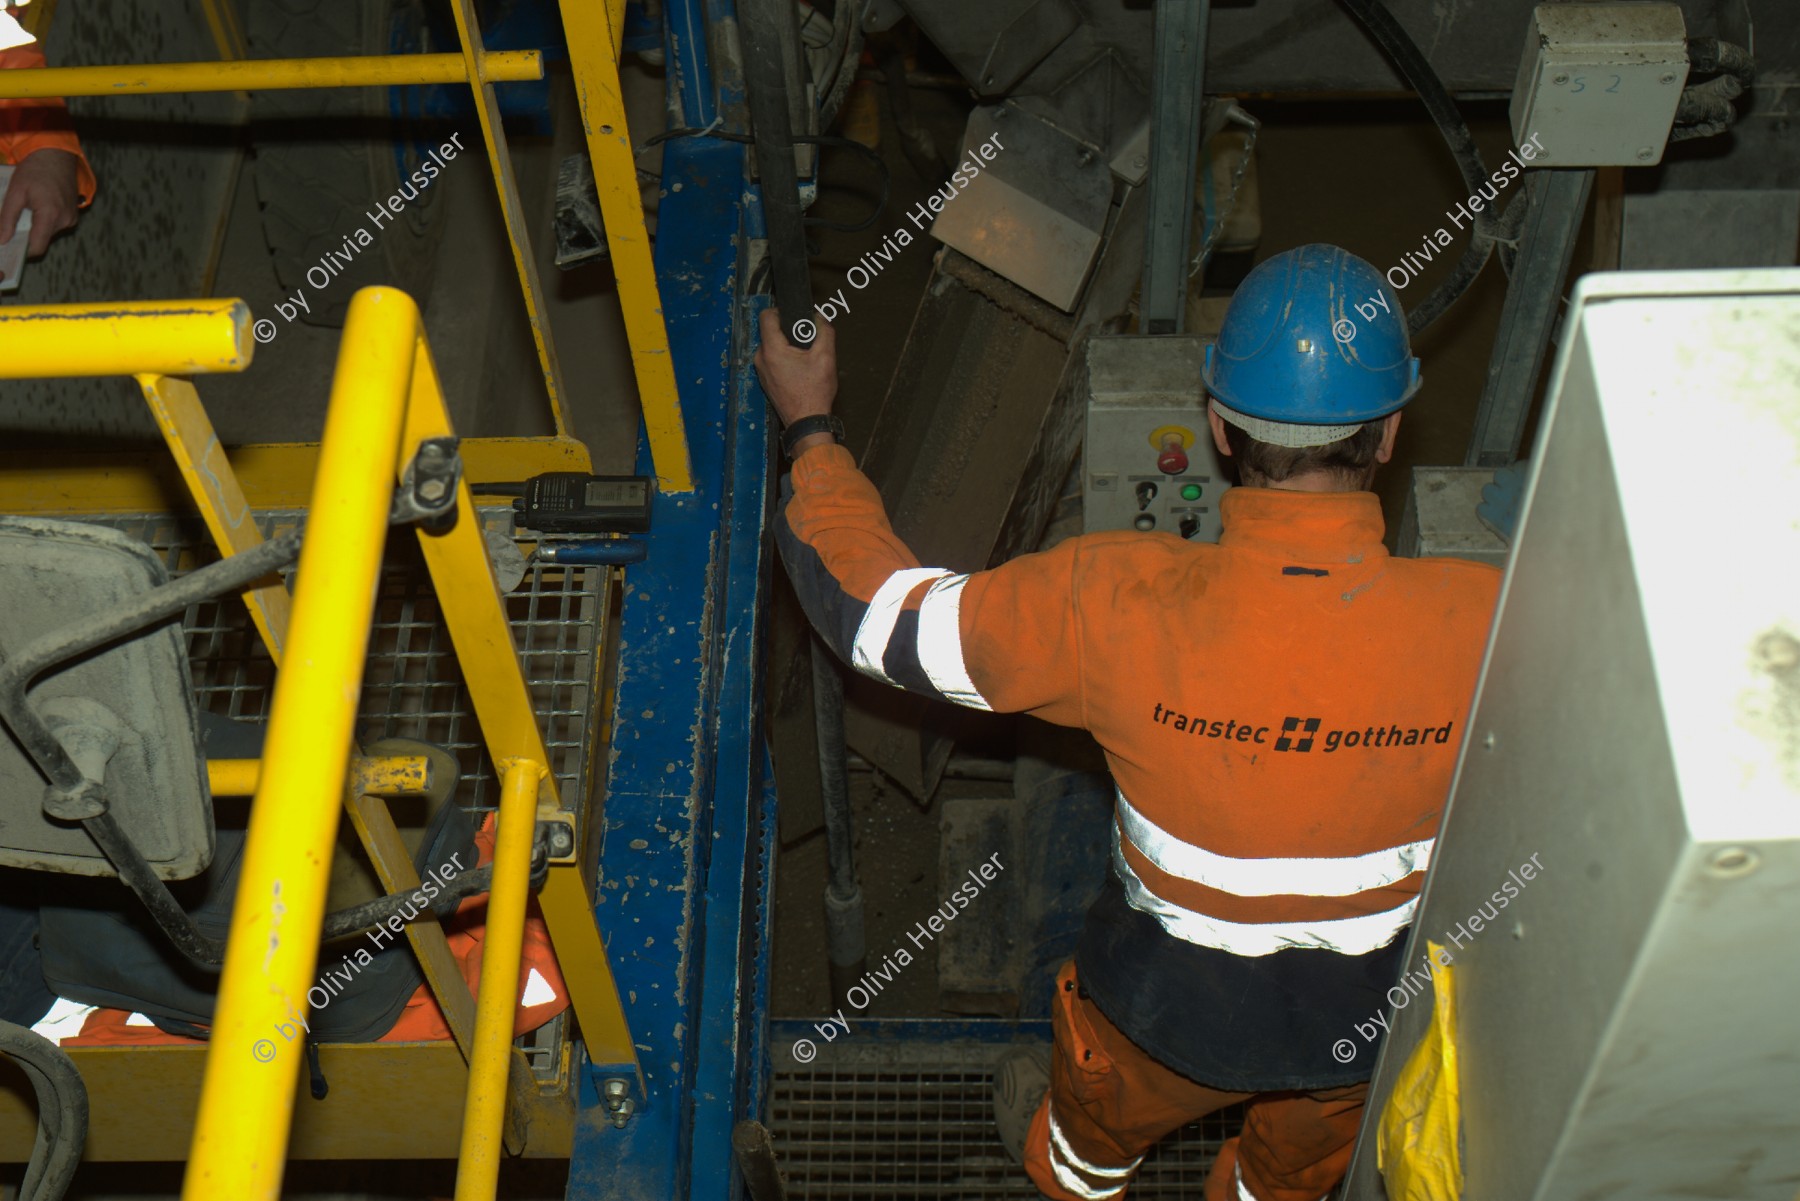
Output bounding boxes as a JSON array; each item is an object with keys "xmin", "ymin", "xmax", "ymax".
[{"xmin": 565, "ymin": 16, "xmax": 774, "ymax": 1194}]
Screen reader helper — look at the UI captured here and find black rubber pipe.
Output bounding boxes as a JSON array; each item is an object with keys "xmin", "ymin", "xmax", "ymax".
[
  {"xmin": 741, "ymin": 0, "xmax": 816, "ymax": 346},
  {"xmin": 0, "ymin": 1020, "xmax": 88, "ymax": 1201},
  {"xmin": 1335, "ymin": 0, "xmax": 1497, "ymax": 336},
  {"xmin": 812, "ymin": 640, "xmax": 866, "ymax": 1013}
]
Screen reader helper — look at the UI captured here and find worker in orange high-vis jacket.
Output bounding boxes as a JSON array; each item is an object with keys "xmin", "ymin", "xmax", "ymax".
[
  {"xmin": 755, "ymin": 243, "xmax": 1500, "ymax": 1201},
  {"xmin": 0, "ymin": 10, "xmax": 97, "ymax": 270}
]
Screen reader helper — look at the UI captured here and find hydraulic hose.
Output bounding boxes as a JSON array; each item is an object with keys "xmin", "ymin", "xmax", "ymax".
[
  {"xmin": 813, "ymin": 641, "xmax": 867, "ymax": 1013},
  {"xmin": 0, "ymin": 1020, "xmax": 88, "ymax": 1201},
  {"xmin": 742, "ymin": 0, "xmax": 817, "ymax": 345},
  {"xmin": 815, "ymin": 0, "xmax": 865, "ymax": 131},
  {"xmin": 1334, "ymin": 0, "xmax": 1498, "ymax": 335}
]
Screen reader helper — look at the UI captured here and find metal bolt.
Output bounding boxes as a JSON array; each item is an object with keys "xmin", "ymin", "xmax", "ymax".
[
  {"xmin": 608, "ymin": 1098, "xmax": 637, "ymax": 1128},
  {"xmin": 1707, "ymin": 846, "xmax": 1759, "ymax": 878},
  {"xmin": 1483, "ymin": 731, "xmax": 1497, "ymax": 750},
  {"xmin": 1077, "ymin": 148, "xmax": 1095, "ymax": 167},
  {"xmin": 548, "ymin": 824, "xmax": 575, "ymax": 856},
  {"xmin": 1133, "ymin": 154, "xmax": 1147, "ymax": 170},
  {"xmin": 1636, "ymin": 146, "xmax": 1655, "ymax": 161},
  {"xmin": 1553, "ymin": 73, "xmax": 1569, "ymax": 85},
  {"xmin": 418, "ymin": 478, "xmax": 448, "ymax": 502},
  {"xmin": 1660, "ymin": 72, "xmax": 1677, "ymax": 85},
  {"xmin": 603, "ymin": 1078, "xmax": 630, "ymax": 1103}
]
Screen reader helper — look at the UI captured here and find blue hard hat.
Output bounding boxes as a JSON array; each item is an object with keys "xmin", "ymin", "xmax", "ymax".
[{"xmin": 1202, "ymin": 244, "xmax": 1421, "ymax": 446}]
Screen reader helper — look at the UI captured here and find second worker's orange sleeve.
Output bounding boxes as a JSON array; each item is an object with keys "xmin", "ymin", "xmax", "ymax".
[{"xmin": 0, "ymin": 43, "xmax": 98, "ymax": 206}]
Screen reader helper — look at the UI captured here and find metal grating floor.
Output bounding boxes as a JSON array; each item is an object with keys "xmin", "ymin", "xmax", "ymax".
[
  {"xmin": 768, "ymin": 1030, "xmax": 1243, "ymax": 1199},
  {"xmin": 95, "ymin": 508, "xmax": 603, "ymax": 816},
  {"xmin": 79, "ymin": 508, "xmax": 605, "ymax": 1072}
]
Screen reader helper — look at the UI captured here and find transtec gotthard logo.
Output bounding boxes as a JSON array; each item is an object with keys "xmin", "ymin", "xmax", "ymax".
[
  {"xmin": 1275, "ymin": 716, "xmax": 1320, "ymax": 752},
  {"xmin": 1148, "ymin": 703, "xmax": 1456, "ymax": 753}
]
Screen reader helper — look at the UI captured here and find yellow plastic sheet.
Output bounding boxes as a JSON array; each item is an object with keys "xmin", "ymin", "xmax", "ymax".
[{"xmin": 1377, "ymin": 941, "xmax": 1465, "ymax": 1201}]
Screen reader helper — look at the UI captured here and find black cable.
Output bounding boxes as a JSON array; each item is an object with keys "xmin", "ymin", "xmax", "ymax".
[
  {"xmin": 1670, "ymin": 38, "xmax": 1755, "ymax": 142},
  {"xmin": 815, "ymin": 0, "xmax": 866, "ymax": 130},
  {"xmin": 1334, "ymin": 0, "xmax": 1500, "ymax": 336},
  {"xmin": 0, "ymin": 1020, "xmax": 87, "ymax": 1201},
  {"xmin": 798, "ymin": 134, "xmax": 890, "ymax": 233}
]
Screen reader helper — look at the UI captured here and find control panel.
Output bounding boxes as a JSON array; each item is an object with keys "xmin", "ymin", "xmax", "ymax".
[{"xmin": 1081, "ymin": 335, "xmax": 1229, "ymax": 540}]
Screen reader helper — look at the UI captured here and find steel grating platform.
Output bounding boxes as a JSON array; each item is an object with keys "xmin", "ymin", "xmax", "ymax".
[
  {"xmin": 767, "ymin": 1022, "xmax": 1243, "ymax": 1199},
  {"xmin": 76, "ymin": 506, "xmax": 606, "ymax": 1074}
]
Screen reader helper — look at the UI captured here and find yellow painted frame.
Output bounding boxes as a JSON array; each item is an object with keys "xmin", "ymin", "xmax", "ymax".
[
  {"xmin": 0, "ymin": 293, "xmax": 637, "ymax": 1197},
  {"xmin": 0, "ymin": 6, "xmax": 695, "ymax": 491}
]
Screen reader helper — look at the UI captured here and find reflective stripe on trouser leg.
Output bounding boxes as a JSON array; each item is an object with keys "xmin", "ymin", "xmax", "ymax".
[
  {"xmin": 1046, "ymin": 1101, "xmax": 1141, "ymax": 1200},
  {"xmin": 1235, "ymin": 1159, "xmax": 1329, "ymax": 1201}
]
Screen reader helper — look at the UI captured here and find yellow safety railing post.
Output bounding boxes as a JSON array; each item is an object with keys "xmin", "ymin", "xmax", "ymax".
[
  {"xmin": 138, "ymin": 373, "xmax": 293, "ymax": 663},
  {"xmin": 453, "ymin": 757, "xmax": 544, "ymax": 1201},
  {"xmin": 561, "ymin": 0, "xmax": 694, "ymax": 491},
  {"xmin": 1, "ymin": 286, "xmax": 636, "ymax": 1185},
  {"xmin": 182, "ymin": 289, "xmax": 418, "ymax": 1201}
]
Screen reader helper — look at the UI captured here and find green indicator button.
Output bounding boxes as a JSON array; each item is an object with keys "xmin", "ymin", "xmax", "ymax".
[{"xmin": 1180, "ymin": 484, "xmax": 1203, "ymax": 501}]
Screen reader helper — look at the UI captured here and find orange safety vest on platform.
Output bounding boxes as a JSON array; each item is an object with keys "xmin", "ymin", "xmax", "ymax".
[{"xmin": 0, "ymin": 38, "xmax": 97, "ymax": 205}]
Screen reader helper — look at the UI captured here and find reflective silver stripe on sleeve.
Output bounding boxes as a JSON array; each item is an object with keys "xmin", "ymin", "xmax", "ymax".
[
  {"xmin": 1047, "ymin": 1104, "xmax": 1135, "ymax": 1199},
  {"xmin": 914, "ymin": 573, "xmax": 993, "ymax": 711},
  {"xmin": 1116, "ymin": 788, "xmax": 1432, "ymax": 898},
  {"xmin": 1112, "ymin": 827, "xmax": 1416, "ymax": 957},
  {"xmin": 851, "ymin": 567, "xmax": 949, "ymax": 684}
]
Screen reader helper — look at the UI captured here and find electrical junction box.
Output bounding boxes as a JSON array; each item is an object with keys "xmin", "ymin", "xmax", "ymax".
[
  {"xmin": 1511, "ymin": 3, "xmax": 1689, "ymax": 167},
  {"xmin": 1081, "ymin": 335, "xmax": 1229, "ymax": 539}
]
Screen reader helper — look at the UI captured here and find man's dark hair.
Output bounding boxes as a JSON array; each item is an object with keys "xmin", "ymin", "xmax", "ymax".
[{"xmin": 1221, "ymin": 418, "xmax": 1388, "ymax": 488}]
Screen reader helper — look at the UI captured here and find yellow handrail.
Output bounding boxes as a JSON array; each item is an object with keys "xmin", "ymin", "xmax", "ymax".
[
  {"xmin": 454, "ymin": 758, "xmax": 543, "ymax": 1201},
  {"xmin": 0, "ymin": 289, "xmax": 568, "ymax": 1199},
  {"xmin": 0, "ymin": 52, "xmax": 543, "ymax": 98},
  {"xmin": 0, "ymin": 300, "xmax": 252, "ymax": 377}
]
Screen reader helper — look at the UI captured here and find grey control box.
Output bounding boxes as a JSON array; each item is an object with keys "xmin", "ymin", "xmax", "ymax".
[
  {"xmin": 1081, "ymin": 335, "xmax": 1230, "ymax": 539},
  {"xmin": 1510, "ymin": 3, "xmax": 1688, "ymax": 167}
]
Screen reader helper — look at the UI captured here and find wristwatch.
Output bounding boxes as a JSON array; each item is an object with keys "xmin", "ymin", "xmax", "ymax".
[{"xmin": 780, "ymin": 414, "xmax": 845, "ymax": 460}]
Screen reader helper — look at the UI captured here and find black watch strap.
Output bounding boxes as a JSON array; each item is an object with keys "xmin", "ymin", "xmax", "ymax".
[{"xmin": 781, "ymin": 414, "xmax": 845, "ymax": 459}]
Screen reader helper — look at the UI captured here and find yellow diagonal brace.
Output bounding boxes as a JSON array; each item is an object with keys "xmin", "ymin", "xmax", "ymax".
[
  {"xmin": 444, "ymin": 0, "xmax": 574, "ymax": 440},
  {"xmin": 400, "ymin": 330, "xmax": 640, "ymax": 1079},
  {"xmin": 561, "ymin": 0, "xmax": 694, "ymax": 492},
  {"xmin": 139, "ymin": 374, "xmax": 291, "ymax": 664}
]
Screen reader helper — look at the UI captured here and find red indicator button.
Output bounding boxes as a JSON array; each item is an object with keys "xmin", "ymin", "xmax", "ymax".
[{"xmin": 1157, "ymin": 435, "xmax": 1189, "ymax": 476}]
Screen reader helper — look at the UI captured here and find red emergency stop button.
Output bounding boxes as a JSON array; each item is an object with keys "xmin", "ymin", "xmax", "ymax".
[{"xmin": 1157, "ymin": 434, "xmax": 1189, "ymax": 476}]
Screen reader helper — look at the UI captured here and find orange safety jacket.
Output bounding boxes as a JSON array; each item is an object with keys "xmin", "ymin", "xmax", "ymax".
[
  {"xmin": 778, "ymin": 443, "xmax": 1499, "ymax": 1089},
  {"xmin": 0, "ymin": 39, "xmax": 98, "ymax": 206}
]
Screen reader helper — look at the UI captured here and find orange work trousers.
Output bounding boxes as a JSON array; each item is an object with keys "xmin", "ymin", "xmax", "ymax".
[{"xmin": 1025, "ymin": 961, "xmax": 1367, "ymax": 1201}]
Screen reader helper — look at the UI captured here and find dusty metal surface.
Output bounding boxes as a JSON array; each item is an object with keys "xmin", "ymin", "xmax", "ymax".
[
  {"xmin": 899, "ymin": 0, "xmax": 1793, "ymax": 96},
  {"xmin": 0, "ymin": 518, "xmax": 211, "ymax": 879}
]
